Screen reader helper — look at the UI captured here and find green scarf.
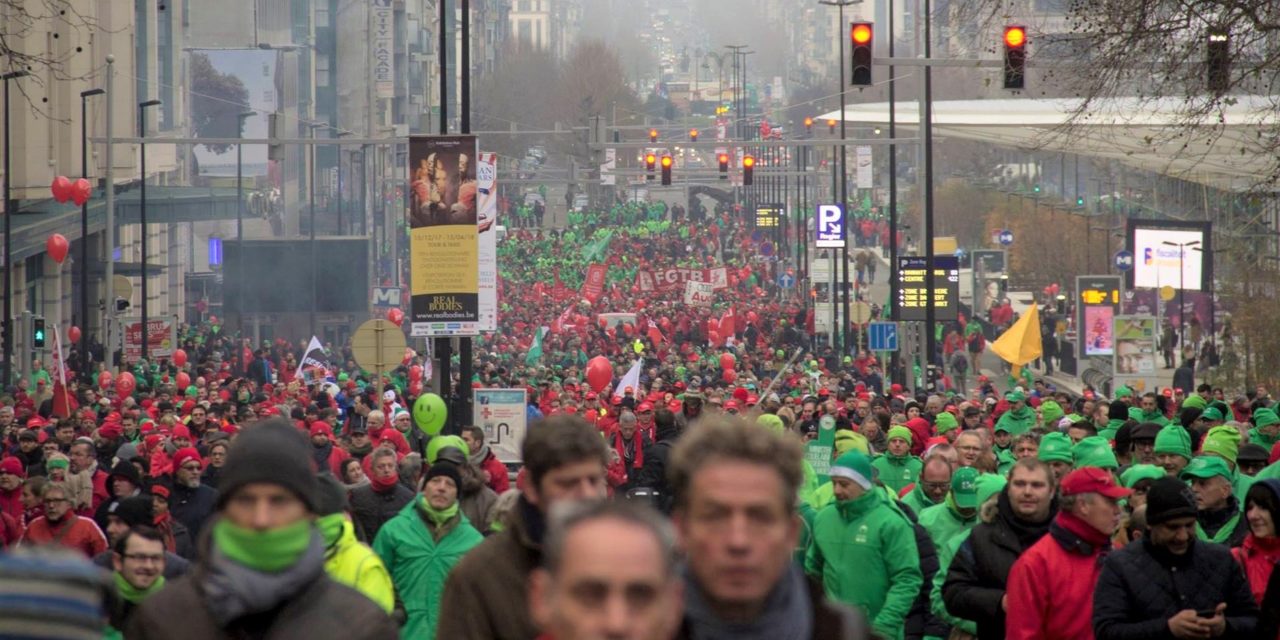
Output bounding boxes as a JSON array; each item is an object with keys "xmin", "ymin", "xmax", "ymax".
[
  {"xmin": 317, "ymin": 513, "xmax": 346, "ymax": 549},
  {"xmin": 1196, "ymin": 511, "xmax": 1241, "ymax": 545},
  {"xmin": 113, "ymin": 571, "xmax": 165, "ymax": 604},
  {"xmin": 212, "ymin": 519, "xmax": 313, "ymax": 572},
  {"xmin": 419, "ymin": 497, "xmax": 459, "ymax": 528}
]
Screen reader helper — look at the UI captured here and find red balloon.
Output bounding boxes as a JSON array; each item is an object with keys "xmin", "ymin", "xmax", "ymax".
[
  {"xmin": 98, "ymin": 370, "xmax": 113, "ymax": 389},
  {"xmin": 50, "ymin": 176, "xmax": 72, "ymax": 203},
  {"xmin": 172, "ymin": 348, "xmax": 188, "ymax": 367},
  {"xmin": 409, "ymin": 381, "xmax": 423, "ymax": 396},
  {"xmin": 46, "ymin": 234, "xmax": 69, "ymax": 264},
  {"xmin": 720, "ymin": 353, "xmax": 736, "ymax": 370},
  {"xmin": 67, "ymin": 326, "xmax": 82, "ymax": 344},
  {"xmin": 585, "ymin": 356, "xmax": 612, "ymax": 393},
  {"xmin": 635, "ymin": 299, "xmax": 646, "ymax": 309},
  {"xmin": 176, "ymin": 371, "xmax": 191, "ymax": 390},
  {"xmin": 387, "ymin": 308, "xmax": 405, "ymax": 327},
  {"xmin": 722, "ymin": 368, "xmax": 737, "ymax": 384},
  {"xmin": 71, "ymin": 178, "xmax": 92, "ymax": 206},
  {"xmin": 409, "ymin": 364, "xmax": 423, "ymax": 381},
  {"xmin": 116, "ymin": 371, "xmax": 136, "ymax": 396}
]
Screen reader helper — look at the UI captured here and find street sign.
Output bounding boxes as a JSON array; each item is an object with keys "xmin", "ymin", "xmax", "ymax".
[
  {"xmin": 778, "ymin": 273, "xmax": 796, "ymax": 289},
  {"xmin": 113, "ymin": 275, "xmax": 133, "ymax": 302},
  {"xmin": 868, "ymin": 321, "xmax": 899, "ymax": 351},
  {"xmin": 1113, "ymin": 250, "xmax": 1134, "ymax": 271},
  {"xmin": 350, "ymin": 319, "xmax": 408, "ymax": 382},
  {"xmin": 998, "ymin": 229, "xmax": 1014, "ymax": 246},
  {"xmin": 371, "ymin": 287, "xmax": 402, "ymax": 308},
  {"xmin": 1159, "ymin": 285, "xmax": 1177, "ymax": 301},
  {"xmin": 815, "ymin": 204, "xmax": 846, "ymax": 248}
]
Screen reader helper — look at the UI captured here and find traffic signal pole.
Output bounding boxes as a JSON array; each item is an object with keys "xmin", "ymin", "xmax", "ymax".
[{"xmin": 923, "ymin": 0, "xmax": 937, "ymax": 382}]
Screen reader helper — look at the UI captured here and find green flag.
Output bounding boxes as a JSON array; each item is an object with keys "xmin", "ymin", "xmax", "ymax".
[{"xmin": 525, "ymin": 327, "xmax": 548, "ymax": 366}]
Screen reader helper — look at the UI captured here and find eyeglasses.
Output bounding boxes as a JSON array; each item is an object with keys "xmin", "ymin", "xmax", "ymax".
[
  {"xmin": 921, "ymin": 481, "xmax": 951, "ymax": 492},
  {"xmin": 122, "ymin": 553, "xmax": 164, "ymax": 564}
]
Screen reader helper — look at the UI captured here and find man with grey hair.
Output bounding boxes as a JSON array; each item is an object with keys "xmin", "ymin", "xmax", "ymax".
[
  {"xmin": 612, "ymin": 410, "xmax": 650, "ymax": 494},
  {"xmin": 530, "ymin": 501, "xmax": 683, "ymax": 640}
]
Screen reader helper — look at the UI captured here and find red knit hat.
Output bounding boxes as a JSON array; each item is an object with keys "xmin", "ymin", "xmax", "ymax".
[
  {"xmin": 0, "ymin": 457, "xmax": 25, "ymax": 478},
  {"xmin": 172, "ymin": 448, "xmax": 203, "ymax": 471}
]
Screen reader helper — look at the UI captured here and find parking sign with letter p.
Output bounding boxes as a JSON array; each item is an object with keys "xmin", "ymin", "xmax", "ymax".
[{"xmin": 816, "ymin": 204, "xmax": 846, "ymax": 248}]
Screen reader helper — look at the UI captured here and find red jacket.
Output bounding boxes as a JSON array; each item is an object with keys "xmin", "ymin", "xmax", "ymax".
[
  {"xmin": 1232, "ymin": 532, "xmax": 1280, "ymax": 605},
  {"xmin": 0, "ymin": 485, "xmax": 23, "ymax": 524},
  {"xmin": 1005, "ymin": 513, "xmax": 1108, "ymax": 640},
  {"xmin": 475, "ymin": 449, "xmax": 510, "ymax": 494},
  {"xmin": 21, "ymin": 514, "xmax": 108, "ymax": 558}
]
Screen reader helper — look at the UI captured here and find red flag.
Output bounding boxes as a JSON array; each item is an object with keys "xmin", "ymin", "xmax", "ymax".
[
  {"xmin": 718, "ymin": 307, "xmax": 736, "ymax": 343},
  {"xmin": 551, "ymin": 304, "xmax": 574, "ymax": 334},
  {"xmin": 646, "ymin": 319, "xmax": 665, "ymax": 345}
]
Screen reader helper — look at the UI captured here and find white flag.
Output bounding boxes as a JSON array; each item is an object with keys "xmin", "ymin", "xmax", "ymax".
[
  {"xmin": 612, "ymin": 359, "xmax": 643, "ymax": 402},
  {"xmin": 294, "ymin": 336, "xmax": 329, "ymax": 384}
]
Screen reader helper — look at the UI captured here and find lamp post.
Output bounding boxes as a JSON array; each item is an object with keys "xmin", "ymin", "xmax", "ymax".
[
  {"xmin": 235, "ymin": 110, "xmax": 254, "ymax": 352},
  {"xmin": 308, "ymin": 121, "xmax": 324, "ymax": 338},
  {"xmin": 137, "ymin": 99, "xmax": 161, "ymax": 363},
  {"xmin": 2, "ymin": 70, "xmax": 30, "ymax": 386},
  {"xmin": 1161, "ymin": 239, "xmax": 1201, "ymax": 363},
  {"xmin": 818, "ymin": 0, "xmax": 857, "ymax": 353},
  {"xmin": 79, "ymin": 87, "xmax": 105, "ymax": 378}
]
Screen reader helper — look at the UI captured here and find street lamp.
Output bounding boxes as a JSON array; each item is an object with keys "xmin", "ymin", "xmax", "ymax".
[
  {"xmin": 80, "ymin": 87, "xmax": 105, "ymax": 378},
  {"xmin": 308, "ymin": 121, "xmax": 325, "ymax": 338},
  {"xmin": 2, "ymin": 70, "xmax": 29, "ymax": 387},
  {"xmin": 1161, "ymin": 239, "xmax": 1201, "ymax": 360},
  {"xmin": 137, "ymin": 99, "xmax": 161, "ymax": 363},
  {"xmin": 818, "ymin": 0, "xmax": 858, "ymax": 354},
  {"xmin": 235, "ymin": 109, "xmax": 254, "ymax": 352}
]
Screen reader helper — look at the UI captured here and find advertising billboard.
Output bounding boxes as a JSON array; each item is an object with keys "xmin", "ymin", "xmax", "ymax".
[
  {"xmin": 1077, "ymin": 275, "xmax": 1122, "ymax": 358},
  {"xmin": 1127, "ymin": 219, "xmax": 1211, "ymax": 291},
  {"xmin": 408, "ymin": 135, "xmax": 480, "ymax": 336}
]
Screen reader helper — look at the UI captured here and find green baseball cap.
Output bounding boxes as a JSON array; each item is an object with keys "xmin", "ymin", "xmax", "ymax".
[
  {"xmin": 1180, "ymin": 455, "xmax": 1232, "ymax": 481},
  {"xmin": 1200, "ymin": 406, "xmax": 1225, "ymax": 422},
  {"xmin": 1120, "ymin": 463, "xmax": 1167, "ymax": 488},
  {"xmin": 951, "ymin": 467, "xmax": 981, "ymax": 509}
]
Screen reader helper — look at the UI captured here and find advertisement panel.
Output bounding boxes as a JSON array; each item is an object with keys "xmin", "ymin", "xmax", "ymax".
[
  {"xmin": 191, "ymin": 49, "xmax": 278, "ymax": 179},
  {"xmin": 477, "ymin": 152, "xmax": 499, "ymax": 331},
  {"xmin": 1114, "ymin": 316, "xmax": 1161, "ymax": 394},
  {"xmin": 122, "ymin": 317, "xmax": 179, "ymax": 363},
  {"xmin": 408, "ymin": 135, "xmax": 480, "ymax": 336},
  {"xmin": 371, "ymin": 0, "xmax": 394, "ymax": 98},
  {"xmin": 474, "ymin": 389, "xmax": 529, "ymax": 464},
  {"xmin": 971, "ymin": 249, "xmax": 1007, "ymax": 317},
  {"xmin": 1076, "ymin": 275, "xmax": 1122, "ymax": 358},
  {"xmin": 1128, "ymin": 219, "xmax": 1211, "ymax": 291}
]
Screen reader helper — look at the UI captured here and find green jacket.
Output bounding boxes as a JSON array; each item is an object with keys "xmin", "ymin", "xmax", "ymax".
[
  {"xmin": 1249, "ymin": 428, "xmax": 1278, "ymax": 452},
  {"xmin": 930, "ymin": 531, "xmax": 977, "ymax": 636},
  {"xmin": 900, "ymin": 482, "xmax": 942, "ymax": 517},
  {"xmin": 326, "ymin": 519, "xmax": 396, "ymax": 614},
  {"xmin": 917, "ymin": 497, "xmax": 978, "ymax": 552},
  {"xmin": 995, "ymin": 407, "xmax": 1036, "ymax": 436},
  {"xmin": 1098, "ymin": 418, "xmax": 1126, "ymax": 441},
  {"xmin": 871, "ymin": 453, "xmax": 923, "ymax": 495},
  {"xmin": 1136, "ymin": 408, "xmax": 1171, "ymax": 426},
  {"xmin": 805, "ymin": 489, "xmax": 922, "ymax": 640},
  {"xmin": 996, "ymin": 448, "xmax": 1017, "ymax": 477},
  {"xmin": 374, "ymin": 500, "xmax": 485, "ymax": 640}
]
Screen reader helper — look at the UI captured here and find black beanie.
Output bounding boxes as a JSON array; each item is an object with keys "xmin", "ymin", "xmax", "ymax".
[
  {"xmin": 314, "ymin": 473, "xmax": 348, "ymax": 517},
  {"xmin": 423, "ymin": 461, "xmax": 461, "ymax": 491},
  {"xmin": 217, "ymin": 418, "xmax": 319, "ymax": 512},
  {"xmin": 1108, "ymin": 401, "xmax": 1130, "ymax": 421},
  {"xmin": 110, "ymin": 495, "xmax": 154, "ymax": 529},
  {"xmin": 1145, "ymin": 476, "xmax": 1198, "ymax": 525}
]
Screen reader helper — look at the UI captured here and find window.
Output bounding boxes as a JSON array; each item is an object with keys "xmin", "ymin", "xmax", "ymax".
[
  {"xmin": 316, "ymin": 53, "xmax": 330, "ymax": 87},
  {"xmin": 518, "ymin": 0, "xmax": 530, "ymax": 12},
  {"xmin": 315, "ymin": 2, "xmax": 329, "ymax": 26}
]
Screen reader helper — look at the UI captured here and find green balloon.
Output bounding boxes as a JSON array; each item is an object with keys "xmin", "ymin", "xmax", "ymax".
[
  {"xmin": 413, "ymin": 393, "xmax": 448, "ymax": 435},
  {"xmin": 426, "ymin": 434, "xmax": 469, "ymax": 465}
]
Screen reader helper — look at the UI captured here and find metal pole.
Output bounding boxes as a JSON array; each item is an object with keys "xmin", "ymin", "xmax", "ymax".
[
  {"xmin": 236, "ymin": 111, "xmax": 252, "ymax": 347},
  {"xmin": 839, "ymin": 1, "xmax": 850, "ymax": 355},
  {"xmin": 887, "ymin": 0, "xmax": 900, "ymax": 385},
  {"xmin": 104, "ymin": 58, "xmax": 116, "ymax": 369},
  {"xmin": 309, "ymin": 122, "xmax": 319, "ymax": 338},
  {"xmin": 80, "ymin": 88, "xmax": 103, "ymax": 379},
  {"xmin": 436, "ymin": 0, "xmax": 453, "ymax": 406},
  {"xmin": 923, "ymin": 0, "xmax": 938, "ymax": 379},
  {"xmin": 2, "ymin": 71, "xmax": 28, "ymax": 386},
  {"xmin": 459, "ymin": 0, "xmax": 473, "ymax": 430},
  {"xmin": 138, "ymin": 99, "xmax": 161, "ymax": 363}
]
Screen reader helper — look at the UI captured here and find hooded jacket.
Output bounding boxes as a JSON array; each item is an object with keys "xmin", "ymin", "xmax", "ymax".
[
  {"xmin": 805, "ymin": 488, "xmax": 922, "ymax": 640},
  {"xmin": 900, "ymin": 482, "xmax": 943, "ymax": 517},
  {"xmin": 994, "ymin": 406, "xmax": 1036, "ymax": 436},
  {"xmin": 942, "ymin": 491, "xmax": 1058, "ymax": 640},
  {"xmin": 1004, "ymin": 512, "xmax": 1111, "ymax": 640},
  {"xmin": 467, "ymin": 444, "xmax": 510, "ymax": 494},
  {"xmin": 326, "ymin": 519, "xmax": 395, "ymax": 615},
  {"xmin": 373, "ymin": 499, "xmax": 483, "ymax": 639},
  {"xmin": 871, "ymin": 453, "xmax": 922, "ymax": 495},
  {"xmin": 918, "ymin": 496, "xmax": 978, "ymax": 552}
]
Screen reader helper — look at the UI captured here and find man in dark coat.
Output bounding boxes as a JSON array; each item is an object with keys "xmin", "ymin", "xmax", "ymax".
[
  {"xmin": 635, "ymin": 407, "xmax": 680, "ymax": 513},
  {"xmin": 943, "ymin": 459, "xmax": 1058, "ymax": 640},
  {"xmin": 1092, "ymin": 476, "xmax": 1257, "ymax": 640},
  {"xmin": 348, "ymin": 448, "xmax": 414, "ymax": 543},
  {"xmin": 126, "ymin": 419, "xmax": 397, "ymax": 640}
]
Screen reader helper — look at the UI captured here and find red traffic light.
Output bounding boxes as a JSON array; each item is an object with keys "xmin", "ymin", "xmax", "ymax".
[
  {"xmin": 742, "ymin": 156, "xmax": 755, "ymax": 168},
  {"xmin": 804, "ymin": 116, "xmax": 814, "ymax": 129},
  {"xmin": 645, "ymin": 153, "xmax": 657, "ymax": 165},
  {"xmin": 717, "ymin": 153, "xmax": 729, "ymax": 165},
  {"xmin": 1004, "ymin": 26, "xmax": 1026, "ymax": 48},
  {"xmin": 660, "ymin": 155, "xmax": 673, "ymax": 168},
  {"xmin": 689, "ymin": 129, "xmax": 699, "ymax": 141},
  {"xmin": 649, "ymin": 128, "xmax": 658, "ymax": 142},
  {"xmin": 851, "ymin": 23, "xmax": 873, "ymax": 45}
]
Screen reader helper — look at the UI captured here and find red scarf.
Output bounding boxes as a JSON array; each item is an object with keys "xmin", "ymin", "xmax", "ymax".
[
  {"xmin": 154, "ymin": 512, "xmax": 177, "ymax": 553},
  {"xmin": 369, "ymin": 471, "xmax": 401, "ymax": 494},
  {"xmin": 1056, "ymin": 509, "xmax": 1113, "ymax": 549},
  {"xmin": 612, "ymin": 431, "xmax": 644, "ymax": 469}
]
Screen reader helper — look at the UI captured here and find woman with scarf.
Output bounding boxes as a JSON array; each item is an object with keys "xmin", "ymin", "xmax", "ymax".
[{"xmin": 1233, "ymin": 479, "xmax": 1280, "ymax": 639}]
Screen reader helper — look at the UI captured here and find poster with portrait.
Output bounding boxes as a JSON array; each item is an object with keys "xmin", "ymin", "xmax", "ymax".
[
  {"xmin": 1113, "ymin": 316, "xmax": 1160, "ymax": 395},
  {"xmin": 970, "ymin": 249, "xmax": 1007, "ymax": 318},
  {"xmin": 408, "ymin": 135, "xmax": 480, "ymax": 336}
]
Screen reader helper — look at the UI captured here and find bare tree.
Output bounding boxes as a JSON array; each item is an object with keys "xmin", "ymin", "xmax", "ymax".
[{"xmin": 1, "ymin": 0, "xmax": 100, "ymax": 103}]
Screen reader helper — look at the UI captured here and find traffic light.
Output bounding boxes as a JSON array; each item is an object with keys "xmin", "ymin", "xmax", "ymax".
[
  {"xmin": 660, "ymin": 155, "xmax": 673, "ymax": 185},
  {"xmin": 1003, "ymin": 26, "xmax": 1027, "ymax": 89},
  {"xmin": 742, "ymin": 155, "xmax": 755, "ymax": 185},
  {"xmin": 32, "ymin": 317, "xmax": 45, "ymax": 349},
  {"xmin": 1032, "ymin": 184, "xmax": 1041, "ymax": 193},
  {"xmin": 718, "ymin": 152, "xmax": 729, "ymax": 179},
  {"xmin": 1076, "ymin": 196, "xmax": 1085, "ymax": 207},
  {"xmin": 804, "ymin": 117, "xmax": 813, "ymax": 135},
  {"xmin": 1207, "ymin": 27, "xmax": 1230, "ymax": 94},
  {"xmin": 649, "ymin": 128, "xmax": 658, "ymax": 143},
  {"xmin": 689, "ymin": 129, "xmax": 699, "ymax": 142},
  {"xmin": 850, "ymin": 22, "xmax": 873, "ymax": 86},
  {"xmin": 645, "ymin": 153, "xmax": 656, "ymax": 181},
  {"xmin": 828, "ymin": 119, "xmax": 837, "ymax": 134}
]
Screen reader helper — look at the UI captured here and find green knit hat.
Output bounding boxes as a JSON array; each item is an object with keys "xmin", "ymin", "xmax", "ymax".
[
  {"xmin": 887, "ymin": 425, "xmax": 913, "ymax": 444},
  {"xmin": 1200, "ymin": 424, "xmax": 1241, "ymax": 465},
  {"xmin": 1200, "ymin": 406, "xmax": 1225, "ymax": 422},
  {"xmin": 1120, "ymin": 464, "xmax": 1168, "ymax": 488},
  {"xmin": 834, "ymin": 430, "xmax": 870, "ymax": 455},
  {"xmin": 830, "ymin": 451, "xmax": 875, "ymax": 489},
  {"xmin": 1181, "ymin": 394, "xmax": 1207, "ymax": 410},
  {"xmin": 934, "ymin": 412, "xmax": 959, "ymax": 434},
  {"xmin": 1073, "ymin": 436, "xmax": 1118, "ymax": 470},
  {"xmin": 1254, "ymin": 408, "xmax": 1280, "ymax": 429},
  {"xmin": 1038, "ymin": 432, "xmax": 1074, "ymax": 464},
  {"xmin": 1153, "ymin": 424, "xmax": 1193, "ymax": 461},
  {"xmin": 1114, "ymin": 386, "xmax": 1132, "ymax": 399},
  {"xmin": 1180, "ymin": 455, "xmax": 1232, "ymax": 481},
  {"xmin": 756, "ymin": 413, "xmax": 785, "ymax": 435},
  {"xmin": 1039, "ymin": 400, "xmax": 1064, "ymax": 427},
  {"xmin": 975, "ymin": 474, "xmax": 1008, "ymax": 507}
]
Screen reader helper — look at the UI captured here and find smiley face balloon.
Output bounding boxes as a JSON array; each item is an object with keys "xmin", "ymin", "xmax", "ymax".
[{"xmin": 413, "ymin": 392, "xmax": 448, "ymax": 435}]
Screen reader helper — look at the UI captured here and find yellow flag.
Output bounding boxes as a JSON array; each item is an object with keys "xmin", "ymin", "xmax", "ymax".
[{"xmin": 990, "ymin": 304, "xmax": 1043, "ymax": 366}]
